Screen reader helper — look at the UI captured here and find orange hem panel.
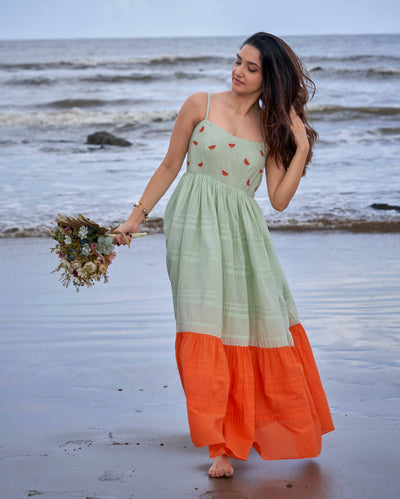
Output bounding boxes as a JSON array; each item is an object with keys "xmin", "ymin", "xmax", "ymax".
[{"xmin": 175, "ymin": 323, "xmax": 334, "ymax": 461}]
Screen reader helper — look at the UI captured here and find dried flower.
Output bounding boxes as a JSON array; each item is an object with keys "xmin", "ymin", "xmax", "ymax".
[
  {"xmin": 81, "ymin": 244, "xmax": 91, "ymax": 256},
  {"xmin": 78, "ymin": 226, "xmax": 88, "ymax": 239},
  {"xmin": 97, "ymin": 236, "xmax": 114, "ymax": 256},
  {"xmin": 51, "ymin": 214, "xmax": 148, "ymax": 291}
]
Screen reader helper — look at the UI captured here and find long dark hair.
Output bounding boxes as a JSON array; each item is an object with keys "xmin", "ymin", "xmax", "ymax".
[{"xmin": 242, "ymin": 32, "xmax": 317, "ymax": 175}]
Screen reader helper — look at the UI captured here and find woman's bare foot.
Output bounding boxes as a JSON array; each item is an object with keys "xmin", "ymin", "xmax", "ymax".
[{"xmin": 208, "ymin": 454, "xmax": 234, "ymax": 478}]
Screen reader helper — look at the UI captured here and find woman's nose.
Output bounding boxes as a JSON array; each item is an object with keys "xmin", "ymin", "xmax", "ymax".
[{"xmin": 234, "ymin": 63, "xmax": 244, "ymax": 75}]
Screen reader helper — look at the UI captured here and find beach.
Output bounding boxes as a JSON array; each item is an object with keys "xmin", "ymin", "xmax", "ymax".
[
  {"xmin": 0, "ymin": 32, "xmax": 399, "ymax": 498},
  {"xmin": 1, "ymin": 231, "xmax": 399, "ymax": 499}
]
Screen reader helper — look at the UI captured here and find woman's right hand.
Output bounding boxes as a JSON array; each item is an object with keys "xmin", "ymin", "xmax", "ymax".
[{"xmin": 113, "ymin": 220, "xmax": 140, "ymax": 246}]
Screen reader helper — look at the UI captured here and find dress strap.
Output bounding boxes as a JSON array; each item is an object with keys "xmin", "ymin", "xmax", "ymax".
[{"xmin": 205, "ymin": 93, "xmax": 211, "ymax": 120}]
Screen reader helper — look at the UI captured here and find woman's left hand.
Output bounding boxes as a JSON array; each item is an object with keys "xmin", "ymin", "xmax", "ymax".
[{"xmin": 289, "ymin": 107, "xmax": 309, "ymax": 152}]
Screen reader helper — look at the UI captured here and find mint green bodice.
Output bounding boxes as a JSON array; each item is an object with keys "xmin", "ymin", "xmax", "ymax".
[{"xmin": 186, "ymin": 119, "xmax": 266, "ymax": 198}]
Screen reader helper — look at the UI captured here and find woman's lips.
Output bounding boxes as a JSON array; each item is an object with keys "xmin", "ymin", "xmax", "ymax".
[{"xmin": 233, "ymin": 77, "xmax": 244, "ymax": 85}]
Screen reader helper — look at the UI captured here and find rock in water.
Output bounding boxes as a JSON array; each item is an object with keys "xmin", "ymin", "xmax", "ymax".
[
  {"xmin": 86, "ymin": 131, "xmax": 132, "ymax": 147},
  {"xmin": 370, "ymin": 203, "xmax": 400, "ymax": 213}
]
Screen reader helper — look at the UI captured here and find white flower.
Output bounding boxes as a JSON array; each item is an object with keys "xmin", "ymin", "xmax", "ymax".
[
  {"xmin": 64, "ymin": 235, "xmax": 72, "ymax": 245},
  {"xmin": 81, "ymin": 244, "xmax": 91, "ymax": 256},
  {"xmin": 78, "ymin": 226, "xmax": 88, "ymax": 239}
]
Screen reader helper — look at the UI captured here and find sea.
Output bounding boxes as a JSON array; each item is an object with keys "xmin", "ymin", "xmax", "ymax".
[{"xmin": 0, "ymin": 34, "xmax": 399, "ymax": 237}]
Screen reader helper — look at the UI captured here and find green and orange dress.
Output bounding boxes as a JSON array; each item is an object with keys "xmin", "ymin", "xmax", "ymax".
[{"xmin": 164, "ymin": 94, "xmax": 334, "ymax": 461}]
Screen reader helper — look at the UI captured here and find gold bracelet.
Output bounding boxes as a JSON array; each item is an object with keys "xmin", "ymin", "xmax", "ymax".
[{"xmin": 133, "ymin": 202, "xmax": 149, "ymax": 223}]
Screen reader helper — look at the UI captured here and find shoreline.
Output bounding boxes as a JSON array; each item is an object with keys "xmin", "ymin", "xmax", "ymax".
[
  {"xmin": 1, "ymin": 232, "xmax": 399, "ymax": 498},
  {"xmin": 1, "ymin": 215, "xmax": 400, "ymax": 239}
]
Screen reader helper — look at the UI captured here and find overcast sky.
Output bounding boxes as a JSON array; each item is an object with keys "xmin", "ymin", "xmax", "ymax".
[{"xmin": 0, "ymin": 0, "xmax": 399, "ymax": 40}]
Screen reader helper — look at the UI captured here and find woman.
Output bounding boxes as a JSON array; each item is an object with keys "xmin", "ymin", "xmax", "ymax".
[{"xmin": 116, "ymin": 32, "xmax": 334, "ymax": 478}]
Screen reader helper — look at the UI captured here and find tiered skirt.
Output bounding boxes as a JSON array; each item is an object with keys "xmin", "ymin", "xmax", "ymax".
[{"xmin": 176, "ymin": 323, "xmax": 334, "ymax": 461}]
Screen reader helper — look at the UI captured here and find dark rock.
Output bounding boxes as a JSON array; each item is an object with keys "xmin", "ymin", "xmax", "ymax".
[
  {"xmin": 370, "ymin": 203, "xmax": 400, "ymax": 213},
  {"xmin": 86, "ymin": 131, "xmax": 132, "ymax": 147}
]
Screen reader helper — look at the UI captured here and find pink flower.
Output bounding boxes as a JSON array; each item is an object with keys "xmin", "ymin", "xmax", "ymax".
[
  {"xmin": 63, "ymin": 227, "xmax": 71, "ymax": 235},
  {"xmin": 109, "ymin": 251, "xmax": 116, "ymax": 261},
  {"xmin": 91, "ymin": 242, "xmax": 97, "ymax": 251}
]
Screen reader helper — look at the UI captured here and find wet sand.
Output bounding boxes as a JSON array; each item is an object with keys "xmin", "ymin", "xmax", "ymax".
[{"xmin": 0, "ymin": 232, "xmax": 399, "ymax": 498}]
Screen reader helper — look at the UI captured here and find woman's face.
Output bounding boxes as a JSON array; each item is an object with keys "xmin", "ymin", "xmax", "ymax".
[{"xmin": 232, "ymin": 44, "xmax": 263, "ymax": 96}]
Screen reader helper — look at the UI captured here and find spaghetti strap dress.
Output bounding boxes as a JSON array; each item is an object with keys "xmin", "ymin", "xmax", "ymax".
[{"xmin": 164, "ymin": 94, "xmax": 334, "ymax": 461}]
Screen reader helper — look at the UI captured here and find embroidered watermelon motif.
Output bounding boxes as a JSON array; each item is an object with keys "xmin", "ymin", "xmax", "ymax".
[
  {"xmin": 229, "ymin": 143, "xmax": 236, "ymax": 148},
  {"xmin": 244, "ymin": 158, "xmax": 250, "ymax": 165},
  {"xmin": 199, "ymin": 126, "xmax": 204, "ymax": 132},
  {"xmin": 222, "ymin": 170, "xmax": 229, "ymax": 176},
  {"xmin": 198, "ymin": 162, "xmax": 203, "ymax": 167},
  {"xmin": 193, "ymin": 140, "xmax": 198, "ymax": 145},
  {"xmin": 209, "ymin": 145, "xmax": 216, "ymax": 150}
]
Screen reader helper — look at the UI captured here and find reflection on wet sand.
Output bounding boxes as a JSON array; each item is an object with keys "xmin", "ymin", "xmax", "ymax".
[{"xmin": 0, "ymin": 233, "xmax": 399, "ymax": 498}]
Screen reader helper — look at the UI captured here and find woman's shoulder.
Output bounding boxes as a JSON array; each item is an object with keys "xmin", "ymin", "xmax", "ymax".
[
  {"xmin": 183, "ymin": 91, "xmax": 208, "ymax": 109},
  {"xmin": 179, "ymin": 92, "xmax": 208, "ymax": 125},
  {"xmin": 179, "ymin": 91, "xmax": 232, "ymax": 126},
  {"xmin": 186, "ymin": 91, "xmax": 208, "ymax": 101},
  {"xmin": 183, "ymin": 91, "xmax": 230, "ymax": 108}
]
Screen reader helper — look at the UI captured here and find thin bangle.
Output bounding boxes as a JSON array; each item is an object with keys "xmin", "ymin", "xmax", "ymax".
[{"xmin": 133, "ymin": 202, "xmax": 149, "ymax": 223}]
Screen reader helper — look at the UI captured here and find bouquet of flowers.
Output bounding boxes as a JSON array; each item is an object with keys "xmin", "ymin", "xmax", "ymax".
[{"xmin": 50, "ymin": 214, "xmax": 147, "ymax": 291}]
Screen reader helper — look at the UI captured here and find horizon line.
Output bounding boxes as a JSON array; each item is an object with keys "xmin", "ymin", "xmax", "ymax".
[{"xmin": 1, "ymin": 32, "xmax": 399, "ymax": 43}]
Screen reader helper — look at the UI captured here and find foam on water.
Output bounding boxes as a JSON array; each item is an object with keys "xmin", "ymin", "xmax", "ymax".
[{"xmin": 0, "ymin": 108, "xmax": 178, "ymax": 126}]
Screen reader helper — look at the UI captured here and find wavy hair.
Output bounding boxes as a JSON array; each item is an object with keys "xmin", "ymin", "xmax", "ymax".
[{"xmin": 242, "ymin": 32, "xmax": 317, "ymax": 175}]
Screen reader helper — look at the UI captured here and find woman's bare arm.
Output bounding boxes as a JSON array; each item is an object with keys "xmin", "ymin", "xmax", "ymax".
[
  {"xmin": 266, "ymin": 108, "xmax": 310, "ymax": 212},
  {"xmin": 115, "ymin": 92, "xmax": 207, "ymax": 239}
]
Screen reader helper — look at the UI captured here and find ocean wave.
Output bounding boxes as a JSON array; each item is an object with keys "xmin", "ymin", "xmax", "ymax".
[
  {"xmin": 305, "ymin": 54, "xmax": 400, "ymax": 64},
  {"xmin": 1, "ymin": 105, "xmax": 399, "ymax": 128},
  {"xmin": 308, "ymin": 104, "xmax": 400, "ymax": 118},
  {"xmin": 6, "ymin": 77, "xmax": 54, "ymax": 86},
  {"xmin": 378, "ymin": 126, "xmax": 400, "ymax": 136},
  {"xmin": 5, "ymin": 53, "xmax": 399, "ymax": 73},
  {"xmin": 0, "ymin": 108, "xmax": 178, "ymax": 127},
  {"xmin": 148, "ymin": 55, "xmax": 227, "ymax": 65},
  {"xmin": 0, "ymin": 61, "xmax": 101, "ymax": 71},
  {"xmin": 0, "ymin": 54, "xmax": 229, "ymax": 72},
  {"xmin": 3, "ymin": 104, "xmax": 399, "ymax": 128},
  {"xmin": 80, "ymin": 70, "xmax": 208, "ymax": 84},
  {"xmin": 310, "ymin": 66, "xmax": 400, "ymax": 77},
  {"xmin": 40, "ymin": 98, "xmax": 133, "ymax": 109},
  {"xmin": 81, "ymin": 73, "xmax": 160, "ymax": 83},
  {"xmin": 1, "ymin": 216, "xmax": 399, "ymax": 239}
]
